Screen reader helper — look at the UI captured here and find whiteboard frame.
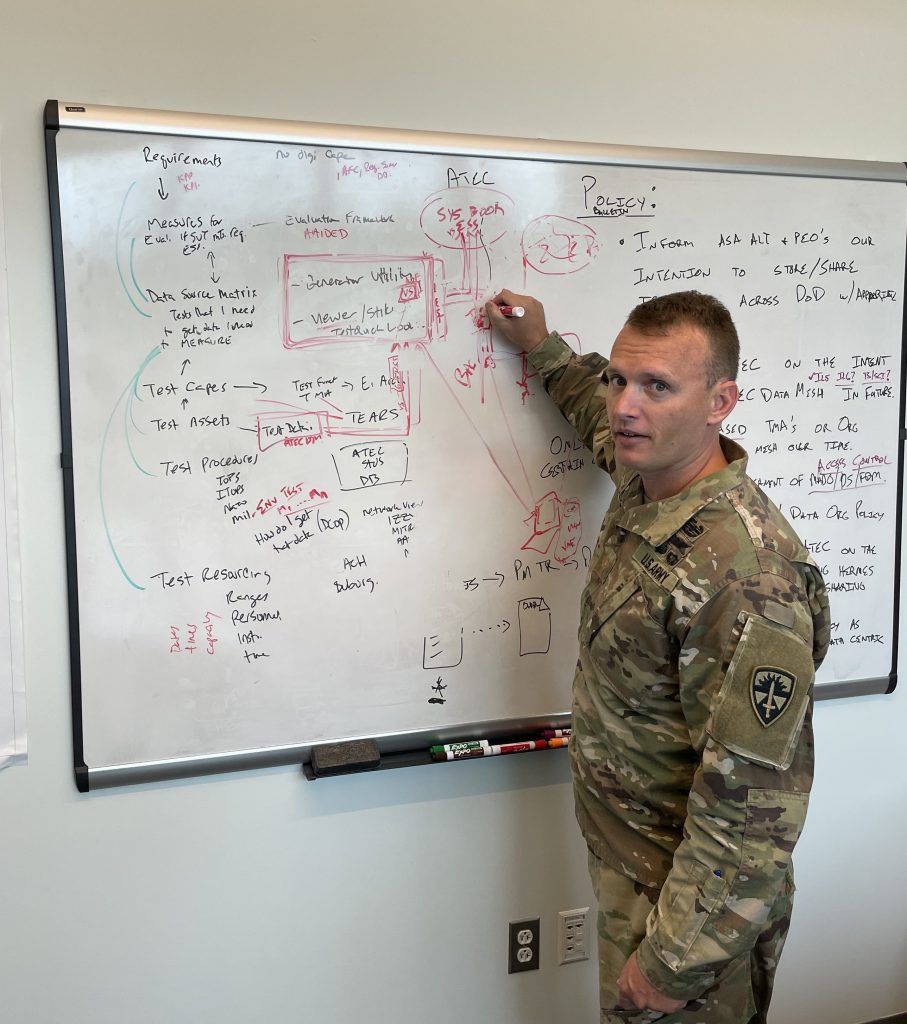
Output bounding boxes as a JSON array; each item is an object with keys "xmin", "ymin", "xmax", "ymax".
[
  {"xmin": 47, "ymin": 101, "xmax": 906, "ymax": 182},
  {"xmin": 44, "ymin": 100, "xmax": 907, "ymax": 790}
]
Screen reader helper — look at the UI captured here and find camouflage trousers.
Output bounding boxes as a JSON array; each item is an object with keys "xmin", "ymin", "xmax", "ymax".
[{"xmin": 588, "ymin": 852, "xmax": 794, "ymax": 1024}]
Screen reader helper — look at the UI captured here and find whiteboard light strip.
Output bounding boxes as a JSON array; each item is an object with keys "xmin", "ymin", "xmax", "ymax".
[{"xmin": 50, "ymin": 101, "xmax": 906, "ymax": 184}]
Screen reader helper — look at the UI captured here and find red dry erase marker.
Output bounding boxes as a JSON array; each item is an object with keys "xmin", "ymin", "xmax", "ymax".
[
  {"xmin": 477, "ymin": 740, "xmax": 547, "ymax": 757},
  {"xmin": 546, "ymin": 737, "xmax": 570, "ymax": 749},
  {"xmin": 541, "ymin": 728, "xmax": 571, "ymax": 739},
  {"xmin": 498, "ymin": 305, "xmax": 525, "ymax": 318}
]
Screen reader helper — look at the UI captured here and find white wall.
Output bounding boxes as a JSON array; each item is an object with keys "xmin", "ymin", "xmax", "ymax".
[{"xmin": 1, "ymin": 2, "xmax": 906, "ymax": 1021}]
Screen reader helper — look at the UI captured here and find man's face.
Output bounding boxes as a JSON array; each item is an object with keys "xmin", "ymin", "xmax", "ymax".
[{"xmin": 606, "ymin": 322, "xmax": 736, "ymax": 499}]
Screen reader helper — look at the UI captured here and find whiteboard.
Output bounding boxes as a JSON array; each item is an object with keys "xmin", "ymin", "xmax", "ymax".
[{"xmin": 45, "ymin": 102, "xmax": 907, "ymax": 788}]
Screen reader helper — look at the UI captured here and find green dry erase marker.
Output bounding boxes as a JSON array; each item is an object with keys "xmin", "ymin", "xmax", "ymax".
[{"xmin": 429, "ymin": 740, "xmax": 490, "ymax": 754}]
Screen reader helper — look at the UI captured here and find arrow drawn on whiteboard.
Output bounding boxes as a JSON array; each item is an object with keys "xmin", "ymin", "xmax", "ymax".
[
  {"xmin": 98, "ymin": 345, "xmax": 163, "ymax": 590},
  {"xmin": 157, "ymin": 177, "xmax": 168, "ymax": 200},
  {"xmin": 207, "ymin": 251, "xmax": 220, "ymax": 283},
  {"xmin": 233, "ymin": 382, "xmax": 268, "ymax": 394},
  {"xmin": 115, "ymin": 182, "xmax": 152, "ymax": 319},
  {"xmin": 471, "ymin": 619, "xmax": 510, "ymax": 635}
]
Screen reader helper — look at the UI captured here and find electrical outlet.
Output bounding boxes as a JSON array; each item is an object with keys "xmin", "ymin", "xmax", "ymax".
[
  {"xmin": 508, "ymin": 917, "xmax": 540, "ymax": 973},
  {"xmin": 557, "ymin": 907, "xmax": 590, "ymax": 965}
]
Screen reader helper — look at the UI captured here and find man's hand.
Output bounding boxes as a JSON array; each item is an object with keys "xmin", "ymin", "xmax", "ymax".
[
  {"xmin": 616, "ymin": 952, "xmax": 687, "ymax": 1014},
  {"xmin": 484, "ymin": 289, "xmax": 549, "ymax": 353}
]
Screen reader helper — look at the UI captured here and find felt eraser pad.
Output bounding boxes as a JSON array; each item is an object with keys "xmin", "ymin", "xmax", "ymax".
[{"xmin": 310, "ymin": 739, "xmax": 381, "ymax": 776}]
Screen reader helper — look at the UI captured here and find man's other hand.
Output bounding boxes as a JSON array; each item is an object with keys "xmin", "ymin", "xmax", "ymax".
[
  {"xmin": 616, "ymin": 952, "xmax": 687, "ymax": 1014},
  {"xmin": 485, "ymin": 289, "xmax": 549, "ymax": 353}
]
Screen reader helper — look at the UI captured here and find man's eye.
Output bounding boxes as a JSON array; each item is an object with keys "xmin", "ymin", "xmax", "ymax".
[
  {"xmin": 651, "ymin": 381, "xmax": 668, "ymax": 393},
  {"xmin": 608, "ymin": 376, "xmax": 625, "ymax": 387}
]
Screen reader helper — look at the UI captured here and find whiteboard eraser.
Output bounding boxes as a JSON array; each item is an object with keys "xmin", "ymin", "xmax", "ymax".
[{"xmin": 309, "ymin": 739, "xmax": 381, "ymax": 777}]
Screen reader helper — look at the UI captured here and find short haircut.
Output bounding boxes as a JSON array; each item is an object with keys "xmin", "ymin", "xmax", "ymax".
[{"xmin": 625, "ymin": 291, "xmax": 740, "ymax": 386}]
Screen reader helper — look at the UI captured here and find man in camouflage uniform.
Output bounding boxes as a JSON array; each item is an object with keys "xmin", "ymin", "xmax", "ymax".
[{"xmin": 486, "ymin": 290, "xmax": 830, "ymax": 1023}]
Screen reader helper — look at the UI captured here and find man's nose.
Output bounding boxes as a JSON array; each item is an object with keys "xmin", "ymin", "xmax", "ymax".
[{"xmin": 610, "ymin": 386, "xmax": 639, "ymax": 420}]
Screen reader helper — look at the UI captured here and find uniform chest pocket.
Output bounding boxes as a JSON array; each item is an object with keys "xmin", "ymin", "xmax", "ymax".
[{"xmin": 585, "ymin": 575, "xmax": 679, "ymax": 707}]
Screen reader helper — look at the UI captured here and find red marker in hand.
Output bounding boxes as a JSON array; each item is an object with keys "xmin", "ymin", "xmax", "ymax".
[{"xmin": 498, "ymin": 305, "xmax": 525, "ymax": 318}]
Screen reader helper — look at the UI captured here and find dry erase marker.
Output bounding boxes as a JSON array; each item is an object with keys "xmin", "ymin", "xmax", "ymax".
[
  {"xmin": 499, "ymin": 305, "xmax": 525, "ymax": 318},
  {"xmin": 431, "ymin": 740, "xmax": 548, "ymax": 761},
  {"xmin": 429, "ymin": 740, "xmax": 490, "ymax": 754},
  {"xmin": 541, "ymin": 728, "xmax": 571, "ymax": 739},
  {"xmin": 433, "ymin": 741, "xmax": 548, "ymax": 760},
  {"xmin": 546, "ymin": 737, "xmax": 570, "ymax": 749},
  {"xmin": 431, "ymin": 746, "xmax": 488, "ymax": 761},
  {"xmin": 480, "ymin": 740, "xmax": 547, "ymax": 756}
]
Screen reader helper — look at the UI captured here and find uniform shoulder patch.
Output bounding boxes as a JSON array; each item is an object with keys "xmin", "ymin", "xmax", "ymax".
[
  {"xmin": 709, "ymin": 613, "xmax": 814, "ymax": 769},
  {"xmin": 751, "ymin": 667, "xmax": 796, "ymax": 727}
]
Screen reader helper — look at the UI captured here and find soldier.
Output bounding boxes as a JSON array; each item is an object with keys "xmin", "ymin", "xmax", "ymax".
[{"xmin": 486, "ymin": 289, "xmax": 830, "ymax": 1023}]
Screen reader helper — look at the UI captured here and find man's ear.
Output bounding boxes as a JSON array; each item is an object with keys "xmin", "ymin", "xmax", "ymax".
[{"xmin": 707, "ymin": 380, "xmax": 739, "ymax": 426}]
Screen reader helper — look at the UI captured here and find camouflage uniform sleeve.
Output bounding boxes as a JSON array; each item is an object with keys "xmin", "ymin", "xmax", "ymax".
[
  {"xmin": 526, "ymin": 331, "xmax": 616, "ymax": 474},
  {"xmin": 634, "ymin": 563, "xmax": 828, "ymax": 1001}
]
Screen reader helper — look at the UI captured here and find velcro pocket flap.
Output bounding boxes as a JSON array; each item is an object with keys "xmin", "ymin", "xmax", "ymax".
[{"xmin": 709, "ymin": 613, "xmax": 814, "ymax": 769}]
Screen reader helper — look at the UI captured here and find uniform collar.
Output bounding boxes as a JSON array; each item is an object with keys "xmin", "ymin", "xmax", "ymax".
[{"xmin": 617, "ymin": 437, "xmax": 749, "ymax": 546}]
